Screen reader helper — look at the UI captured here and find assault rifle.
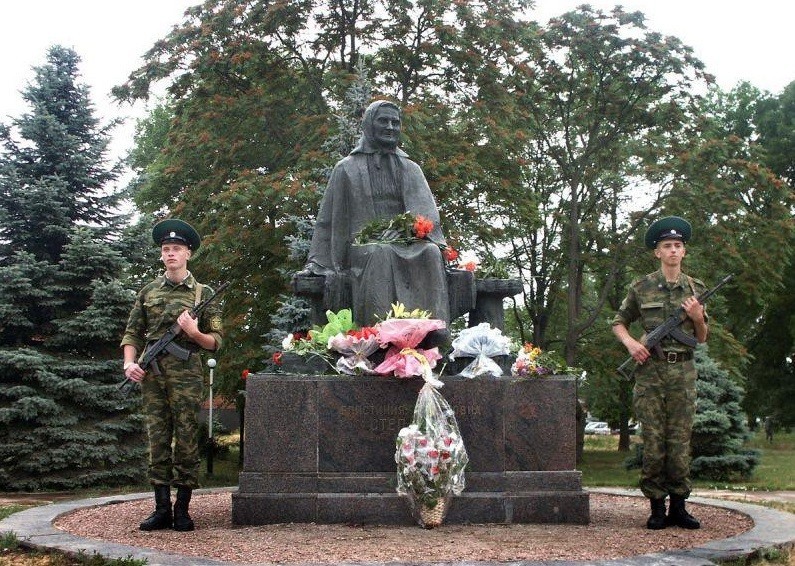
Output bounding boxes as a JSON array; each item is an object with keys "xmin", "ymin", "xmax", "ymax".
[
  {"xmin": 119, "ymin": 281, "xmax": 229, "ymax": 395},
  {"xmin": 616, "ymin": 274, "xmax": 733, "ymax": 380}
]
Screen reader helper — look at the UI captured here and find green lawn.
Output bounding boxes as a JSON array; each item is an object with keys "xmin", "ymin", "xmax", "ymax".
[
  {"xmin": 580, "ymin": 430, "xmax": 795, "ymax": 492},
  {"xmin": 578, "ymin": 434, "xmax": 641, "ymax": 487}
]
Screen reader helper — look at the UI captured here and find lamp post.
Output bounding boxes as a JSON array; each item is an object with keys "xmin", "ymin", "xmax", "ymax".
[{"xmin": 207, "ymin": 358, "xmax": 216, "ymax": 476}]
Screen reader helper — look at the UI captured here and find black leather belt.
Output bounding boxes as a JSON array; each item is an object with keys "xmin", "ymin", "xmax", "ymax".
[{"xmin": 660, "ymin": 351, "xmax": 693, "ymax": 363}]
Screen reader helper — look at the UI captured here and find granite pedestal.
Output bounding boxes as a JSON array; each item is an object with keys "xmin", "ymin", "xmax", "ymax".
[{"xmin": 232, "ymin": 373, "xmax": 589, "ymax": 525}]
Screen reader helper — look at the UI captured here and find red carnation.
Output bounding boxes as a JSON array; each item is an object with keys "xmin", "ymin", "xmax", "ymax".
[
  {"xmin": 241, "ymin": 369, "xmax": 250, "ymax": 380},
  {"xmin": 443, "ymin": 247, "xmax": 459, "ymax": 262},
  {"xmin": 412, "ymin": 215, "xmax": 434, "ymax": 239},
  {"xmin": 348, "ymin": 326, "xmax": 378, "ymax": 340},
  {"xmin": 272, "ymin": 352, "xmax": 283, "ymax": 365}
]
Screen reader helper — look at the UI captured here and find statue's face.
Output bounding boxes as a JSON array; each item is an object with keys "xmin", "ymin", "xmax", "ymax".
[{"xmin": 372, "ymin": 106, "xmax": 401, "ymax": 149}]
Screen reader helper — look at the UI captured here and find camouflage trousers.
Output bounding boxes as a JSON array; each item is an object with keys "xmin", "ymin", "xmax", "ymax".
[
  {"xmin": 633, "ymin": 356, "xmax": 697, "ymax": 500},
  {"xmin": 141, "ymin": 352, "xmax": 204, "ymax": 489}
]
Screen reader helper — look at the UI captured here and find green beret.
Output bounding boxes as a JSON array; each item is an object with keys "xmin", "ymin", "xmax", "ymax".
[
  {"xmin": 644, "ymin": 216, "xmax": 692, "ymax": 249},
  {"xmin": 152, "ymin": 219, "xmax": 201, "ymax": 251}
]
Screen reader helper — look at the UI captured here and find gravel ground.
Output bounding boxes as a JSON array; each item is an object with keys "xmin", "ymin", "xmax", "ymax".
[{"xmin": 53, "ymin": 492, "xmax": 753, "ymax": 564}]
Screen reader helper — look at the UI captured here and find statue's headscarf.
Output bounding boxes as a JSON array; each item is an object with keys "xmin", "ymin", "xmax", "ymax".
[
  {"xmin": 351, "ymin": 100, "xmax": 408, "ymax": 199},
  {"xmin": 351, "ymin": 100, "xmax": 409, "ymax": 158}
]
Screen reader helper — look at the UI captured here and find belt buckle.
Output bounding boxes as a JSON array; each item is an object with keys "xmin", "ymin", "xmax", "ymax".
[{"xmin": 667, "ymin": 351, "xmax": 678, "ymax": 363}]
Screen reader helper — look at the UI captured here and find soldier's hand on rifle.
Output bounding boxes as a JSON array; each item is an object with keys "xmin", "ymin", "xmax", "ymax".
[
  {"xmin": 177, "ymin": 309, "xmax": 200, "ymax": 337},
  {"xmin": 124, "ymin": 361, "xmax": 145, "ymax": 383},
  {"xmin": 682, "ymin": 295, "xmax": 709, "ymax": 342},
  {"xmin": 613, "ymin": 323, "xmax": 651, "ymax": 365},
  {"xmin": 682, "ymin": 296, "xmax": 705, "ymax": 323},
  {"xmin": 627, "ymin": 338, "xmax": 651, "ymax": 364}
]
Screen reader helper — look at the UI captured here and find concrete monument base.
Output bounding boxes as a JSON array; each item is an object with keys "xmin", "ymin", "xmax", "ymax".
[{"xmin": 232, "ymin": 373, "xmax": 589, "ymax": 525}]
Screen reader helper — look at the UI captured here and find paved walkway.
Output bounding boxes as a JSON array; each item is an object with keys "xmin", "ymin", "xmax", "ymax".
[{"xmin": 1, "ymin": 487, "xmax": 794, "ymax": 566}]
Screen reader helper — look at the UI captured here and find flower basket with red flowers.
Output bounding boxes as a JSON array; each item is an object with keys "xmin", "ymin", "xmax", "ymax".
[{"xmin": 395, "ymin": 382, "xmax": 469, "ymax": 528}]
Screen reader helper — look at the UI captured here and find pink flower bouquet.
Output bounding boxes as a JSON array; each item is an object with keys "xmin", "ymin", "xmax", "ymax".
[{"xmin": 373, "ymin": 317, "xmax": 446, "ymax": 385}]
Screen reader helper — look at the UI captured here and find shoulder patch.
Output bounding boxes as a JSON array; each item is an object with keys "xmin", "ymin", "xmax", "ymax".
[{"xmin": 210, "ymin": 315, "xmax": 223, "ymax": 332}]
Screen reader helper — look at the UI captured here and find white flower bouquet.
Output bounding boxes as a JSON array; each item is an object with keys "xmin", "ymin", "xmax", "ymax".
[{"xmin": 448, "ymin": 322, "xmax": 512, "ymax": 378}]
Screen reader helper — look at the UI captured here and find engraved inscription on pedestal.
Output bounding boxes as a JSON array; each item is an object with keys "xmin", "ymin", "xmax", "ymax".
[{"xmin": 232, "ymin": 373, "xmax": 589, "ymax": 525}]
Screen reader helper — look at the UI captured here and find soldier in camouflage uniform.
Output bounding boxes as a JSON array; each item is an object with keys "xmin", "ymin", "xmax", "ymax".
[
  {"xmin": 612, "ymin": 216, "xmax": 708, "ymax": 530},
  {"xmin": 121, "ymin": 219, "xmax": 224, "ymax": 532}
]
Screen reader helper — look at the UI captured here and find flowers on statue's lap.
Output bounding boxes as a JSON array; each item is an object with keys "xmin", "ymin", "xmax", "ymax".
[{"xmin": 412, "ymin": 215, "xmax": 434, "ymax": 239}]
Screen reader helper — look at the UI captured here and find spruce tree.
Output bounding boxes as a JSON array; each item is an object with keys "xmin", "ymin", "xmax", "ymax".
[
  {"xmin": 690, "ymin": 346, "xmax": 759, "ymax": 481},
  {"xmin": 0, "ymin": 46, "xmax": 146, "ymax": 490}
]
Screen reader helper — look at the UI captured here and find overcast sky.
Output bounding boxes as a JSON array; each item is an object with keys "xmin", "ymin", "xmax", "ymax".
[{"xmin": 1, "ymin": 0, "xmax": 793, "ymax": 164}]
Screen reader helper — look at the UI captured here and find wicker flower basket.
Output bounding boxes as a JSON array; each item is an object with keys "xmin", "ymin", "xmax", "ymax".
[{"xmin": 418, "ymin": 497, "xmax": 448, "ymax": 529}]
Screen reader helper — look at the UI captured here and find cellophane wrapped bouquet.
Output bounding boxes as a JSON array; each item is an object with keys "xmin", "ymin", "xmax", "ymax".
[
  {"xmin": 395, "ymin": 382, "xmax": 469, "ymax": 528},
  {"xmin": 448, "ymin": 322, "xmax": 512, "ymax": 378},
  {"xmin": 328, "ymin": 326, "xmax": 380, "ymax": 374},
  {"xmin": 373, "ymin": 303, "xmax": 446, "ymax": 386}
]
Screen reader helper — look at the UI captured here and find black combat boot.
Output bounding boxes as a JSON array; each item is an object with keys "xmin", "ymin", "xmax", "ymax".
[
  {"xmin": 646, "ymin": 498, "xmax": 667, "ymax": 530},
  {"xmin": 173, "ymin": 486, "xmax": 195, "ymax": 531},
  {"xmin": 667, "ymin": 494, "xmax": 700, "ymax": 529},
  {"xmin": 139, "ymin": 485, "xmax": 172, "ymax": 531}
]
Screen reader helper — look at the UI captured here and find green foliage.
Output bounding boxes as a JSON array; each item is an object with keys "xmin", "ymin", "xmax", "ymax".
[
  {"xmin": 109, "ymin": 2, "xmax": 795, "ymax": 423},
  {"xmin": 505, "ymin": 6, "xmax": 711, "ymax": 355},
  {"xmin": 0, "ymin": 46, "xmax": 146, "ymax": 490},
  {"xmin": 690, "ymin": 347, "xmax": 760, "ymax": 480},
  {"xmin": 665, "ymin": 85, "xmax": 794, "ymax": 352},
  {"xmin": 0, "ymin": 529, "xmax": 20, "ymax": 550},
  {"xmin": 738, "ymin": 80, "xmax": 795, "ymax": 426},
  {"xmin": 261, "ymin": 68, "xmax": 373, "ymax": 370}
]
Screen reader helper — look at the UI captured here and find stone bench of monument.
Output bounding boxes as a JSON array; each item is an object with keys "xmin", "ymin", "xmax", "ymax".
[
  {"xmin": 231, "ymin": 373, "xmax": 589, "ymax": 525},
  {"xmin": 292, "ymin": 269, "xmax": 523, "ymax": 331}
]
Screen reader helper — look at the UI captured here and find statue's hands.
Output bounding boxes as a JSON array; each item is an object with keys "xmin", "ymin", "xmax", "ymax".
[
  {"xmin": 296, "ymin": 263, "xmax": 332, "ymax": 277},
  {"xmin": 380, "ymin": 229, "xmax": 400, "ymax": 241}
]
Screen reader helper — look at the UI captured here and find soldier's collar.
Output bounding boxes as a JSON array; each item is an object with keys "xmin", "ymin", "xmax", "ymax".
[
  {"xmin": 654, "ymin": 270, "xmax": 685, "ymax": 288},
  {"xmin": 160, "ymin": 271, "xmax": 195, "ymax": 288}
]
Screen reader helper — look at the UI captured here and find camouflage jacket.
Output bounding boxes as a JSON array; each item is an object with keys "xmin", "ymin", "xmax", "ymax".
[
  {"xmin": 612, "ymin": 270, "xmax": 708, "ymax": 352},
  {"xmin": 120, "ymin": 273, "xmax": 224, "ymax": 354}
]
